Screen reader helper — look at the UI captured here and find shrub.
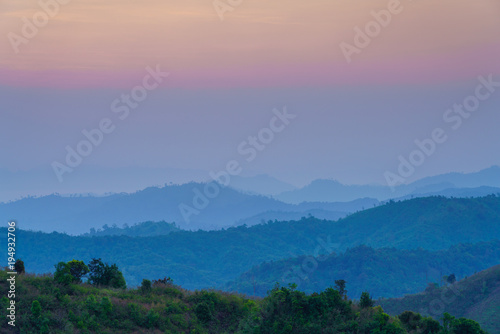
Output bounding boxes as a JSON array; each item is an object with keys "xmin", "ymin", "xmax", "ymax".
[{"xmin": 141, "ymin": 279, "xmax": 152, "ymax": 293}]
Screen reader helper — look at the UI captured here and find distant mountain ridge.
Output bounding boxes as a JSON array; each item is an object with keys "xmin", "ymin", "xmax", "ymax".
[
  {"xmin": 274, "ymin": 166, "xmax": 500, "ymax": 203},
  {"xmin": 0, "ymin": 183, "xmax": 376, "ymax": 234},
  {"xmin": 2, "ymin": 166, "xmax": 499, "ymax": 235}
]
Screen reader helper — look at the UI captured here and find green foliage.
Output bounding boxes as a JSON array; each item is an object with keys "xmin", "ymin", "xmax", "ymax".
[
  {"xmin": 54, "ymin": 259, "xmax": 89, "ymax": 285},
  {"xmin": 195, "ymin": 302, "xmax": 213, "ymax": 323},
  {"xmin": 14, "ymin": 259, "xmax": 25, "ymax": 274},
  {"xmin": 451, "ymin": 317, "xmax": 486, "ymax": 334},
  {"xmin": 141, "ymin": 278, "xmax": 152, "ymax": 293},
  {"xmin": 380, "ymin": 264, "xmax": 500, "ymax": 333},
  {"xmin": 399, "ymin": 311, "xmax": 442, "ymax": 334},
  {"xmin": 31, "ymin": 300, "xmax": 42, "ymax": 318},
  {"xmin": 30, "ymin": 300, "xmax": 49, "ymax": 333},
  {"xmin": 85, "ymin": 220, "xmax": 180, "ymax": 237},
  {"xmin": 67, "ymin": 259, "xmax": 89, "ymax": 283},
  {"xmin": 54, "ymin": 261, "xmax": 74, "ymax": 285},
  {"xmin": 146, "ymin": 309, "xmax": 160, "ymax": 328},
  {"xmin": 88, "ymin": 258, "xmax": 126, "ymax": 288},
  {"xmin": 5, "ymin": 196, "xmax": 500, "ymax": 291},
  {"xmin": 85, "ymin": 295, "xmax": 99, "ymax": 313},
  {"xmin": 0, "ymin": 267, "xmax": 490, "ymax": 334},
  {"xmin": 360, "ymin": 291, "xmax": 374, "ymax": 308},
  {"xmin": 399, "ymin": 311, "xmax": 422, "ymax": 330},
  {"xmin": 335, "ymin": 279, "xmax": 347, "ymax": 298},
  {"xmin": 239, "ymin": 284, "xmax": 355, "ymax": 333},
  {"xmin": 100, "ymin": 296, "xmax": 113, "ymax": 315},
  {"xmin": 421, "ymin": 317, "xmax": 441, "ymax": 334},
  {"xmin": 227, "ymin": 240, "xmax": 500, "ymax": 300}
]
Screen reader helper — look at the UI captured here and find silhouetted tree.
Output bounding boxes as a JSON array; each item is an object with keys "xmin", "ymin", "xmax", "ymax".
[
  {"xmin": 14, "ymin": 259, "xmax": 25, "ymax": 274},
  {"xmin": 334, "ymin": 279, "xmax": 347, "ymax": 298},
  {"xmin": 141, "ymin": 279, "xmax": 152, "ymax": 293},
  {"xmin": 359, "ymin": 291, "xmax": 374, "ymax": 308}
]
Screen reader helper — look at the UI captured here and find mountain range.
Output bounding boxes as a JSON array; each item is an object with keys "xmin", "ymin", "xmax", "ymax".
[
  {"xmin": 2, "ymin": 196, "xmax": 499, "ymax": 291},
  {"xmin": 1, "ymin": 166, "xmax": 499, "ymax": 235}
]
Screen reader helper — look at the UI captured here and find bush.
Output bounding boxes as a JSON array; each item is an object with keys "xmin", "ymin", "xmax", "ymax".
[
  {"xmin": 146, "ymin": 309, "xmax": 160, "ymax": 328},
  {"xmin": 141, "ymin": 279, "xmax": 152, "ymax": 293}
]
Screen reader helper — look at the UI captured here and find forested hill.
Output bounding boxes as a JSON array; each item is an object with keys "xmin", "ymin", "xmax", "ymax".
[
  {"xmin": 225, "ymin": 240, "xmax": 500, "ymax": 299},
  {"xmin": 2, "ymin": 195, "xmax": 499, "ymax": 290},
  {"xmin": 333, "ymin": 194, "xmax": 500, "ymax": 250},
  {"xmin": 378, "ymin": 264, "xmax": 500, "ymax": 334},
  {"xmin": 80, "ymin": 220, "xmax": 180, "ymax": 237}
]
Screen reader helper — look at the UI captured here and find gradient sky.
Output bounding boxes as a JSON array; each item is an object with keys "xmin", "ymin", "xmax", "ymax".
[{"xmin": 1, "ymin": 0, "xmax": 500, "ymax": 199}]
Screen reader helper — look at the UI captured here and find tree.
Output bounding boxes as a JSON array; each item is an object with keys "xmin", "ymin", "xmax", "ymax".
[
  {"xmin": 442, "ymin": 312, "xmax": 455, "ymax": 333},
  {"xmin": 334, "ymin": 279, "xmax": 347, "ymax": 298},
  {"xmin": 88, "ymin": 258, "xmax": 126, "ymax": 288},
  {"xmin": 421, "ymin": 317, "xmax": 441, "ymax": 334},
  {"xmin": 451, "ymin": 318, "xmax": 485, "ymax": 334},
  {"xmin": 31, "ymin": 300, "xmax": 49, "ymax": 333},
  {"xmin": 152, "ymin": 277, "xmax": 174, "ymax": 287},
  {"xmin": 359, "ymin": 291, "xmax": 374, "ymax": 308},
  {"xmin": 54, "ymin": 260, "xmax": 89, "ymax": 284},
  {"xmin": 88, "ymin": 258, "xmax": 107, "ymax": 286},
  {"xmin": 141, "ymin": 279, "xmax": 152, "ymax": 293},
  {"xmin": 54, "ymin": 262, "xmax": 73, "ymax": 285},
  {"xmin": 67, "ymin": 260, "xmax": 89, "ymax": 283},
  {"xmin": 31, "ymin": 300, "xmax": 42, "ymax": 318},
  {"xmin": 14, "ymin": 259, "xmax": 25, "ymax": 274},
  {"xmin": 399, "ymin": 311, "xmax": 421, "ymax": 330},
  {"xmin": 447, "ymin": 273, "xmax": 456, "ymax": 284},
  {"xmin": 107, "ymin": 264, "xmax": 127, "ymax": 289}
]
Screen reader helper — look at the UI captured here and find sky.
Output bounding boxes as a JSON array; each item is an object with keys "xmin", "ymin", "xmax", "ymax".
[{"xmin": 1, "ymin": 0, "xmax": 500, "ymax": 200}]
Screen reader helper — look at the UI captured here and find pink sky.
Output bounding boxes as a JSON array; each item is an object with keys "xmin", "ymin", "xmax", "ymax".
[{"xmin": 1, "ymin": 0, "xmax": 499, "ymax": 88}]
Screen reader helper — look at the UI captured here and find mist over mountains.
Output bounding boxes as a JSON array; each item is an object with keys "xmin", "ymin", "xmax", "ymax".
[
  {"xmin": 275, "ymin": 166, "xmax": 500, "ymax": 203},
  {"xmin": 1, "ymin": 166, "xmax": 499, "ymax": 235}
]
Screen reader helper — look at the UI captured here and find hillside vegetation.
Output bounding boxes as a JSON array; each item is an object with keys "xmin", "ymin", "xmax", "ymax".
[
  {"xmin": 378, "ymin": 264, "xmax": 500, "ymax": 334},
  {"xmin": 0, "ymin": 267, "xmax": 488, "ymax": 334},
  {"xmin": 80, "ymin": 221, "xmax": 180, "ymax": 237},
  {"xmin": 226, "ymin": 240, "xmax": 500, "ymax": 299},
  {"xmin": 2, "ymin": 196, "xmax": 500, "ymax": 290}
]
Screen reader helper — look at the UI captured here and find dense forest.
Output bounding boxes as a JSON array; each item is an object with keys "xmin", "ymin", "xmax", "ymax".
[
  {"xmin": 80, "ymin": 220, "xmax": 180, "ymax": 237},
  {"xmin": 0, "ymin": 264, "xmax": 488, "ymax": 334},
  {"xmin": 226, "ymin": 240, "xmax": 500, "ymax": 299},
  {"xmin": 2, "ymin": 196, "xmax": 500, "ymax": 290},
  {"xmin": 378, "ymin": 264, "xmax": 500, "ymax": 334}
]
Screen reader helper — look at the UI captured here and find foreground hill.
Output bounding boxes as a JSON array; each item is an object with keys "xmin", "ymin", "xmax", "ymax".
[
  {"xmin": 0, "ymin": 268, "xmax": 488, "ymax": 333},
  {"xmin": 2, "ymin": 196, "xmax": 500, "ymax": 289},
  {"xmin": 226, "ymin": 241, "xmax": 500, "ymax": 299},
  {"xmin": 378, "ymin": 264, "xmax": 500, "ymax": 334}
]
